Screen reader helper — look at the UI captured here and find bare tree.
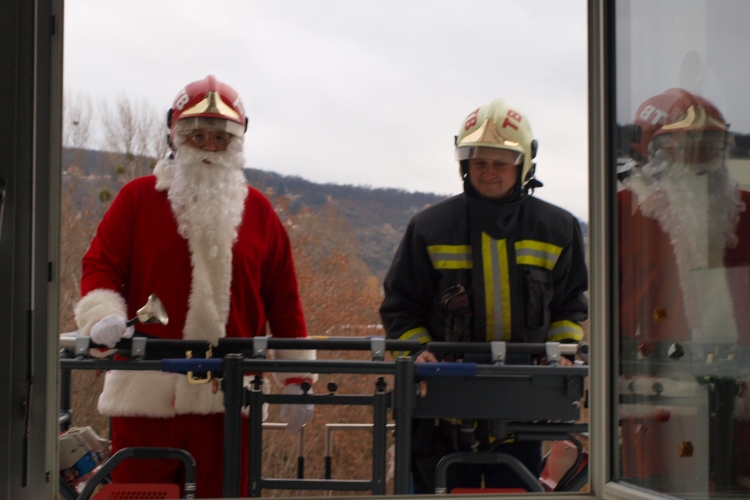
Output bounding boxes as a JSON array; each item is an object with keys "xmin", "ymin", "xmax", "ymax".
[
  {"xmin": 63, "ymin": 91, "xmax": 94, "ymax": 150},
  {"xmin": 100, "ymin": 93, "xmax": 168, "ymax": 183},
  {"xmin": 63, "ymin": 91, "xmax": 95, "ymax": 176}
]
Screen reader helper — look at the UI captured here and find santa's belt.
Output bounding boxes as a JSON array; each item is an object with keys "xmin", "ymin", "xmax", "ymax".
[{"xmin": 162, "ymin": 357, "xmax": 222, "ymax": 384}]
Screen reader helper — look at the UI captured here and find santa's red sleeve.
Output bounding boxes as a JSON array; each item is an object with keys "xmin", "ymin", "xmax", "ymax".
[{"xmin": 75, "ymin": 181, "xmax": 138, "ymax": 336}]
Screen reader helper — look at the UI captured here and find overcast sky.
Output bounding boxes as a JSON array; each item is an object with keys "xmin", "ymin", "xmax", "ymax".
[
  {"xmin": 616, "ymin": 0, "xmax": 750, "ymax": 133},
  {"xmin": 64, "ymin": 0, "xmax": 589, "ymax": 220}
]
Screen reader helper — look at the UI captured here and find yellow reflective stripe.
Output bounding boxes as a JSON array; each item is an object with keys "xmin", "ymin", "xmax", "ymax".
[
  {"xmin": 393, "ymin": 327, "xmax": 433, "ymax": 358},
  {"xmin": 482, "ymin": 233, "xmax": 495, "ymax": 341},
  {"xmin": 498, "ymin": 240, "xmax": 512, "ymax": 341},
  {"xmin": 515, "ymin": 240, "xmax": 564, "ymax": 255},
  {"xmin": 427, "ymin": 245, "xmax": 471, "ymax": 254},
  {"xmin": 427, "ymin": 245, "xmax": 472, "ymax": 270},
  {"xmin": 547, "ymin": 320, "xmax": 584, "ymax": 342},
  {"xmin": 433, "ymin": 260, "xmax": 472, "ymax": 269},
  {"xmin": 515, "ymin": 240, "xmax": 563, "ymax": 270},
  {"xmin": 482, "ymin": 233, "xmax": 512, "ymax": 342},
  {"xmin": 399, "ymin": 327, "xmax": 432, "ymax": 343}
]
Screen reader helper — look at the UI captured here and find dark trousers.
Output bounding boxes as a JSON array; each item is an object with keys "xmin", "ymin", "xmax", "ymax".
[{"xmin": 411, "ymin": 419, "xmax": 542, "ymax": 494}]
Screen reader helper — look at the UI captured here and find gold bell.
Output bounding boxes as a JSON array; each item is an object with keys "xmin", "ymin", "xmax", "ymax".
[{"xmin": 678, "ymin": 441, "xmax": 694, "ymax": 457}]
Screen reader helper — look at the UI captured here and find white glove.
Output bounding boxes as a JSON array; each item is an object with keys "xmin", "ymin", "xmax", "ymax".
[
  {"xmin": 90, "ymin": 314, "xmax": 134, "ymax": 348},
  {"xmin": 280, "ymin": 383, "xmax": 314, "ymax": 433}
]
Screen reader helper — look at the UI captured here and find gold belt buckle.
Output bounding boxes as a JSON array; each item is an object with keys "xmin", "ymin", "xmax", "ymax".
[{"xmin": 186, "ymin": 345, "xmax": 213, "ymax": 384}]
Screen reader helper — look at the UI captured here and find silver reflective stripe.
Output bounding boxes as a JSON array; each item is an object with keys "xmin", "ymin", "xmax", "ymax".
[
  {"xmin": 490, "ymin": 238, "xmax": 503, "ymax": 341},
  {"xmin": 482, "ymin": 233, "xmax": 511, "ymax": 342}
]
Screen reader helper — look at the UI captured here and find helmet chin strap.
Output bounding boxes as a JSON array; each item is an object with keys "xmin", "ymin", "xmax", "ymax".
[{"xmin": 166, "ymin": 134, "xmax": 176, "ymax": 159}]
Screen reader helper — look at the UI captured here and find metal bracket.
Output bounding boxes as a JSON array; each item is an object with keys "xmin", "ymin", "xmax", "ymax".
[
  {"xmin": 186, "ymin": 345, "xmax": 213, "ymax": 384},
  {"xmin": 0, "ymin": 177, "xmax": 5, "ymax": 241},
  {"xmin": 74, "ymin": 336, "xmax": 91, "ymax": 359},
  {"xmin": 250, "ymin": 374, "xmax": 263, "ymax": 392},
  {"xmin": 545, "ymin": 342, "xmax": 561, "ymax": 366},
  {"xmin": 576, "ymin": 342, "xmax": 589, "ymax": 365},
  {"xmin": 252, "ymin": 336, "xmax": 268, "ymax": 359},
  {"xmin": 131, "ymin": 337, "xmax": 147, "ymax": 359},
  {"xmin": 371, "ymin": 338, "xmax": 386, "ymax": 361},
  {"xmin": 490, "ymin": 341, "xmax": 507, "ymax": 365}
]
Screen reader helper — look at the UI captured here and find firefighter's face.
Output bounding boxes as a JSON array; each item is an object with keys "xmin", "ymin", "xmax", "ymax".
[{"xmin": 468, "ymin": 157, "xmax": 519, "ymax": 199}]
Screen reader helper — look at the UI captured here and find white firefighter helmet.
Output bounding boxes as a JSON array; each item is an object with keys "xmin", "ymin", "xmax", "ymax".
[{"xmin": 455, "ymin": 98, "xmax": 538, "ymax": 186}]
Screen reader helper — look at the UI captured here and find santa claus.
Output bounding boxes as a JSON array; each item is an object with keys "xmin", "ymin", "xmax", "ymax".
[
  {"xmin": 618, "ymin": 88, "xmax": 750, "ymax": 492},
  {"xmin": 74, "ymin": 75, "xmax": 315, "ymax": 498}
]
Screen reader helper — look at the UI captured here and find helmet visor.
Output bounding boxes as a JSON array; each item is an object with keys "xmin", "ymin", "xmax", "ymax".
[
  {"xmin": 174, "ymin": 117, "xmax": 245, "ymax": 137},
  {"xmin": 455, "ymin": 145, "xmax": 523, "ymax": 165}
]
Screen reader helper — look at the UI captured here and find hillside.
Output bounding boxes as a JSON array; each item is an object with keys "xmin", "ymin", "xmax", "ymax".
[
  {"xmin": 63, "ymin": 148, "xmax": 449, "ymax": 281},
  {"xmin": 243, "ymin": 168, "xmax": 448, "ymax": 280}
]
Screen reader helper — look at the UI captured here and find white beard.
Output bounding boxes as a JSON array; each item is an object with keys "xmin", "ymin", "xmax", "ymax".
[
  {"xmin": 154, "ymin": 139, "xmax": 248, "ymax": 344},
  {"xmin": 625, "ymin": 152, "xmax": 746, "ymax": 342}
]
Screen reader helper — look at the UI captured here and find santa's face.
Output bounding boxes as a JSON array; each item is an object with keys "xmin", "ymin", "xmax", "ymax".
[
  {"xmin": 649, "ymin": 130, "xmax": 730, "ymax": 175},
  {"xmin": 173, "ymin": 129, "xmax": 244, "ymax": 173},
  {"xmin": 182, "ymin": 128, "xmax": 234, "ymax": 157},
  {"xmin": 167, "ymin": 130, "xmax": 248, "ymax": 253}
]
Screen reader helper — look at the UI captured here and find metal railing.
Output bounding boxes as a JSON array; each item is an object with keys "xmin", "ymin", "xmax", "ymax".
[
  {"xmin": 324, "ymin": 422, "xmax": 396, "ymax": 496},
  {"xmin": 60, "ymin": 336, "xmax": 588, "ymax": 497}
]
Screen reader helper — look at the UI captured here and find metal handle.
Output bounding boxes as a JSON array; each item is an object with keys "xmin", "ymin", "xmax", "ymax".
[{"xmin": 0, "ymin": 177, "xmax": 5, "ymax": 241}]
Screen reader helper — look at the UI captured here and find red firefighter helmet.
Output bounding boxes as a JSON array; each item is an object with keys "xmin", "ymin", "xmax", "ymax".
[
  {"xmin": 631, "ymin": 88, "xmax": 730, "ymax": 164},
  {"xmin": 167, "ymin": 75, "xmax": 247, "ymax": 146}
]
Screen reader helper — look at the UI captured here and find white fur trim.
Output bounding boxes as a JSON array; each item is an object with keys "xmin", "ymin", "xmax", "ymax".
[
  {"xmin": 153, "ymin": 159, "xmax": 174, "ymax": 191},
  {"xmin": 98, "ymin": 371, "xmax": 178, "ymax": 417},
  {"xmin": 173, "ymin": 376, "xmax": 226, "ymax": 415},
  {"xmin": 75, "ymin": 289, "xmax": 127, "ymax": 337},
  {"xmin": 271, "ymin": 349, "xmax": 319, "ymax": 386},
  {"xmin": 181, "ymin": 240, "xmax": 231, "ymax": 345},
  {"xmin": 98, "ymin": 370, "xmax": 273, "ymax": 418}
]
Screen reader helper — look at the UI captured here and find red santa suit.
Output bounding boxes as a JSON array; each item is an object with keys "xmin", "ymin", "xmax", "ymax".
[
  {"xmin": 619, "ymin": 189, "xmax": 750, "ymax": 344},
  {"xmin": 75, "ymin": 160, "xmax": 314, "ymax": 498},
  {"xmin": 618, "ymin": 187, "xmax": 750, "ymax": 489}
]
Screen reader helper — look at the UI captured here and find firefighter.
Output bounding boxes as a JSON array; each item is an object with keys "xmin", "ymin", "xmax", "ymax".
[
  {"xmin": 75, "ymin": 76, "xmax": 316, "ymax": 498},
  {"xmin": 618, "ymin": 89, "xmax": 750, "ymax": 491},
  {"xmin": 380, "ymin": 98, "xmax": 588, "ymax": 492}
]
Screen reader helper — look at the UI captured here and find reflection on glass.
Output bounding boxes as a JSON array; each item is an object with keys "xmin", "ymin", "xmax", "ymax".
[{"xmin": 616, "ymin": 1, "xmax": 750, "ymax": 497}]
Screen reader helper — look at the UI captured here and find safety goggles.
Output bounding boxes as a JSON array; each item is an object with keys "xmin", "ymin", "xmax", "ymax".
[
  {"xmin": 455, "ymin": 145, "xmax": 523, "ymax": 165},
  {"xmin": 182, "ymin": 129, "xmax": 233, "ymax": 150}
]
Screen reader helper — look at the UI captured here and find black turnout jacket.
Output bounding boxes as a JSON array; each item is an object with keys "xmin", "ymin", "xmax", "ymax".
[{"xmin": 380, "ymin": 193, "xmax": 588, "ymax": 354}]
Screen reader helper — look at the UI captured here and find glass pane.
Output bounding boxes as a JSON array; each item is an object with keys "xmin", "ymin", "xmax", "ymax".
[{"xmin": 616, "ymin": 0, "xmax": 750, "ymax": 497}]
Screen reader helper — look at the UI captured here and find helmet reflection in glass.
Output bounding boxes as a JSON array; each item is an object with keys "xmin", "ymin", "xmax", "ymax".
[{"xmin": 630, "ymin": 88, "xmax": 731, "ymax": 172}]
